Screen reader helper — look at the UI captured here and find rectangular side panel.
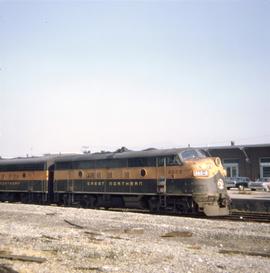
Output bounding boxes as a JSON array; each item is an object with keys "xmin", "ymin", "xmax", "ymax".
[
  {"xmin": 54, "ymin": 179, "xmax": 157, "ymax": 194},
  {"xmin": 54, "ymin": 180, "xmax": 68, "ymax": 192},
  {"xmin": 165, "ymin": 179, "xmax": 194, "ymax": 194},
  {"xmin": 0, "ymin": 180, "xmax": 46, "ymax": 192}
]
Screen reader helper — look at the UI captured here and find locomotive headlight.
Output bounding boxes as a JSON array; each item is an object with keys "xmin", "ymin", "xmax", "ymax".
[
  {"xmin": 217, "ymin": 178, "xmax": 224, "ymax": 190},
  {"xmin": 215, "ymin": 157, "xmax": 222, "ymax": 167},
  {"xmin": 193, "ymin": 170, "xmax": 209, "ymax": 177}
]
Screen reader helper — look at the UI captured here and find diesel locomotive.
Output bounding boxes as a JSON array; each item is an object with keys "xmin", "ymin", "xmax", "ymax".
[{"xmin": 0, "ymin": 147, "xmax": 230, "ymax": 216}]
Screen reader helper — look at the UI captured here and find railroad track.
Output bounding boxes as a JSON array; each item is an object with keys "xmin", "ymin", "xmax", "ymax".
[
  {"xmin": 208, "ymin": 211, "xmax": 270, "ymax": 223},
  {"xmin": 107, "ymin": 207, "xmax": 270, "ymax": 223},
  {"xmin": 5, "ymin": 202, "xmax": 270, "ymax": 223},
  {"xmin": 111, "ymin": 208, "xmax": 270, "ymax": 223}
]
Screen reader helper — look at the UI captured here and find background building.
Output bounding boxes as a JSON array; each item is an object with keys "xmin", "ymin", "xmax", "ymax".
[{"xmin": 207, "ymin": 144, "xmax": 270, "ymax": 180}]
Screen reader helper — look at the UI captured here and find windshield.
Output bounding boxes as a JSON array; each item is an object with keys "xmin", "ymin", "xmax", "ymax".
[{"xmin": 179, "ymin": 149, "xmax": 206, "ymax": 162}]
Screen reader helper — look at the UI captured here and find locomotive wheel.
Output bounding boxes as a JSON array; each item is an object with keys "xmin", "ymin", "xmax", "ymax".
[
  {"xmin": 80, "ymin": 195, "xmax": 96, "ymax": 208},
  {"xmin": 88, "ymin": 196, "xmax": 97, "ymax": 208},
  {"xmin": 20, "ymin": 193, "xmax": 29, "ymax": 203},
  {"xmin": 80, "ymin": 195, "xmax": 89, "ymax": 208},
  {"xmin": 148, "ymin": 197, "xmax": 159, "ymax": 212}
]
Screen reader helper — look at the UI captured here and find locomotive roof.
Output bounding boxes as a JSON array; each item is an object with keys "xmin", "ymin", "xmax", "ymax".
[
  {"xmin": 0, "ymin": 154, "xmax": 74, "ymax": 166},
  {"xmin": 0, "ymin": 147, "xmax": 203, "ymax": 166},
  {"xmin": 53, "ymin": 147, "xmax": 199, "ymax": 162}
]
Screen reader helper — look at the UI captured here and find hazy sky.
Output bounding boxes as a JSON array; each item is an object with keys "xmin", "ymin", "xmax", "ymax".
[{"xmin": 0, "ymin": 1, "xmax": 269, "ymax": 158}]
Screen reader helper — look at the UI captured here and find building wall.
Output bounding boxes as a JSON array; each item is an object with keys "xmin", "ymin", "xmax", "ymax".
[
  {"xmin": 208, "ymin": 146, "xmax": 270, "ymax": 180},
  {"xmin": 246, "ymin": 147, "xmax": 270, "ymax": 180}
]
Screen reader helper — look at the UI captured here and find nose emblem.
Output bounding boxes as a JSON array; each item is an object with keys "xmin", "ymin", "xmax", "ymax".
[{"xmin": 217, "ymin": 179, "xmax": 224, "ymax": 190}]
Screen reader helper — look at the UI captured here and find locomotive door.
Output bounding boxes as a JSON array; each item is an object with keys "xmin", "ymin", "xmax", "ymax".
[{"xmin": 157, "ymin": 157, "xmax": 167, "ymax": 194}]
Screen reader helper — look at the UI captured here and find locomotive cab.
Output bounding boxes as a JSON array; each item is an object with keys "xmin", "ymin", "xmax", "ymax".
[
  {"xmin": 178, "ymin": 149, "xmax": 229, "ymax": 216},
  {"xmin": 152, "ymin": 148, "xmax": 229, "ymax": 216}
]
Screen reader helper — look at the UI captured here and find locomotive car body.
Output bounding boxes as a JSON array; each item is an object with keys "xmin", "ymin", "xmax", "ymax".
[
  {"xmin": 0, "ymin": 156, "xmax": 55, "ymax": 203},
  {"xmin": 0, "ymin": 148, "xmax": 230, "ymax": 216},
  {"xmin": 53, "ymin": 148, "xmax": 230, "ymax": 216}
]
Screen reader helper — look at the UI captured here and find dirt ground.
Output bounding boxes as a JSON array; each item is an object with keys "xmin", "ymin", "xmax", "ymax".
[{"xmin": 0, "ymin": 203, "xmax": 270, "ymax": 273}]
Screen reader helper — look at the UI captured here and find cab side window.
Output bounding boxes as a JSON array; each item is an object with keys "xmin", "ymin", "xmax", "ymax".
[{"xmin": 157, "ymin": 157, "xmax": 166, "ymax": 166}]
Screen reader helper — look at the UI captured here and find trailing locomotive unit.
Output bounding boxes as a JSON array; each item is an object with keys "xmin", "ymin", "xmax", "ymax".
[
  {"xmin": 0, "ymin": 156, "xmax": 56, "ymax": 203},
  {"xmin": 53, "ymin": 148, "xmax": 229, "ymax": 216}
]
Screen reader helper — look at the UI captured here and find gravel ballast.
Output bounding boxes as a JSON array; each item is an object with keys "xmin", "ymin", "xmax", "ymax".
[{"xmin": 0, "ymin": 203, "xmax": 270, "ymax": 273}]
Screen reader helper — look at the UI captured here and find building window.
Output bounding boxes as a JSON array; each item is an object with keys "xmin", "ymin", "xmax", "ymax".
[
  {"xmin": 260, "ymin": 158, "xmax": 270, "ymax": 178},
  {"xmin": 223, "ymin": 159, "xmax": 239, "ymax": 177}
]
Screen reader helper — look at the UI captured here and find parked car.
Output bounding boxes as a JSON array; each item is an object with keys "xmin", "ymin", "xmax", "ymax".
[
  {"xmin": 225, "ymin": 177, "xmax": 237, "ymax": 189},
  {"xmin": 248, "ymin": 178, "xmax": 270, "ymax": 192},
  {"xmin": 225, "ymin": 177, "xmax": 251, "ymax": 189}
]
